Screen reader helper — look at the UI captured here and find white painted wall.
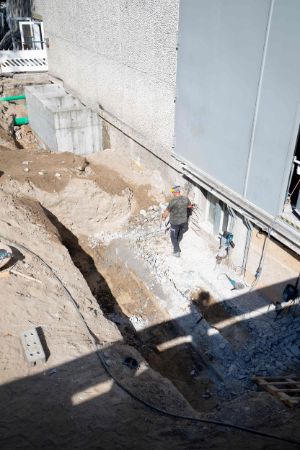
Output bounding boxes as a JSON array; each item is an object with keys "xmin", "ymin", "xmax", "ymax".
[{"xmin": 34, "ymin": 0, "xmax": 179, "ymax": 160}]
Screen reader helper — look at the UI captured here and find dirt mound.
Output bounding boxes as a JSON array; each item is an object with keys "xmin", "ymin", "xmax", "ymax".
[{"xmin": 0, "ymin": 191, "xmax": 201, "ymax": 450}]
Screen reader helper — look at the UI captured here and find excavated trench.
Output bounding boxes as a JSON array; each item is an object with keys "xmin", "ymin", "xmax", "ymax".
[
  {"xmin": 43, "ymin": 207, "xmax": 218, "ymax": 412},
  {"xmin": 0, "ymin": 109, "xmax": 253, "ymax": 412}
]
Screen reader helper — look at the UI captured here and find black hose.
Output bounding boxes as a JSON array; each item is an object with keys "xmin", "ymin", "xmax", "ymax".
[{"xmin": 1, "ymin": 234, "xmax": 299, "ymax": 447}]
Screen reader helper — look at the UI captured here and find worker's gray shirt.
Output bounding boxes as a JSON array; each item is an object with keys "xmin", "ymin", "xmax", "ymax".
[{"xmin": 167, "ymin": 196, "xmax": 191, "ymax": 225}]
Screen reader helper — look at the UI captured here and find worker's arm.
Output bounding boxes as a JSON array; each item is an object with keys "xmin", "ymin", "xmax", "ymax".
[
  {"xmin": 187, "ymin": 198, "xmax": 194, "ymax": 209},
  {"xmin": 162, "ymin": 209, "xmax": 170, "ymax": 220}
]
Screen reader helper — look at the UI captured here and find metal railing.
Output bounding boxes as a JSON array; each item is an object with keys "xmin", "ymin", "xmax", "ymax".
[{"xmin": 0, "ymin": 49, "xmax": 48, "ymax": 74}]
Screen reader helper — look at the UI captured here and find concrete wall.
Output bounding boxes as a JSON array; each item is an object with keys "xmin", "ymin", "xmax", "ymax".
[
  {"xmin": 33, "ymin": 0, "xmax": 179, "ymax": 166},
  {"xmin": 26, "ymin": 84, "xmax": 102, "ymax": 154},
  {"xmin": 175, "ymin": 0, "xmax": 300, "ymax": 218}
]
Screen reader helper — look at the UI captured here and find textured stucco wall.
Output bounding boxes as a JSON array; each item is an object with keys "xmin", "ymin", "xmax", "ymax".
[{"xmin": 33, "ymin": 0, "xmax": 179, "ymax": 163}]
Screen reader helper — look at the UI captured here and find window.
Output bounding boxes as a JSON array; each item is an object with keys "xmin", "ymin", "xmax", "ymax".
[{"xmin": 19, "ymin": 20, "xmax": 44, "ymax": 50}]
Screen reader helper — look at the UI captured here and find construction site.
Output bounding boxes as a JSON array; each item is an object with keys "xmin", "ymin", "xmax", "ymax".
[{"xmin": 1, "ymin": 1, "xmax": 300, "ymax": 449}]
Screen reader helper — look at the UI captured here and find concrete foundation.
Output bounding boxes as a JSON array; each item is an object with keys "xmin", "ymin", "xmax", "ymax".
[{"xmin": 25, "ymin": 84, "xmax": 102, "ymax": 155}]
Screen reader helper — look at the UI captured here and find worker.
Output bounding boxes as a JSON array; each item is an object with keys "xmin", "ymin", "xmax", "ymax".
[{"xmin": 162, "ymin": 186, "xmax": 193, "ymax": 257}]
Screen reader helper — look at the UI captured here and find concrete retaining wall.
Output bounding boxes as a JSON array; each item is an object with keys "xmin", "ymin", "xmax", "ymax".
[{"xmin": 26, "ymin": 84, "xmax": 102, "ymax": 154}]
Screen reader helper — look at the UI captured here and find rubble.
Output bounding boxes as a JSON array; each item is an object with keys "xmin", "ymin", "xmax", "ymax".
[
  {"xmin": 89, "ymin": 206, "xmax": 300, "ymax": 386},
  {"xmin": 129, "ymin": 315, "xmax": 149, "ymax": 331}
]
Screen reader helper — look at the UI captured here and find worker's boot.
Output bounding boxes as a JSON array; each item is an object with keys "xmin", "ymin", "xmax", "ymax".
[{"xmin": 173, "ymin": 251, "xmax": 180, "ymax": 257}]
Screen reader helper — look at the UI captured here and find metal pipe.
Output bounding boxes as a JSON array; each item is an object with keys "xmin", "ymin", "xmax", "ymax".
[
  {"xmin": 14, "ymin": 117, "xmax": 29, "ymax": 125},
  {"xmin": 241, "ymin": 218, "xmax": 253, "ymax": 277}
]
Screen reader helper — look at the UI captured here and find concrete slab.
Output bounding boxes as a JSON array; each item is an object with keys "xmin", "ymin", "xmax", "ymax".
[
  {"xmin": 20, "ymin": 328, "xmax": 46, "ymax": 366},
  {"xmin": 25, "ymin": 84, "xmax": 102, "ymax": 155}
]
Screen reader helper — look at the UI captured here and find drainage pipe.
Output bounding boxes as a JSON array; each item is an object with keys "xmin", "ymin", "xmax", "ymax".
[
  {"xmin": 14, "ymin": 117, "xmax": 29, "ymax": 126},
  {"xmin": 0, "ymin": 94, "xmax": 26, "ymax": 101}
]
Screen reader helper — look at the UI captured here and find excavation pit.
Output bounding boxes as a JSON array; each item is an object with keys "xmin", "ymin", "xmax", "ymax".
[{"xmin": 44, "ymin": 211, "xmax": 218, "ymax": 412}]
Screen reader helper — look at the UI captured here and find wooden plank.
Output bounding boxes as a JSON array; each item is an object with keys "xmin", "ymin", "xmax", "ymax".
[
  {"xmin": 286, "ymin": 378, "xmax": 300, "ymax": 389},
  {"xmin": 257, "ymin": 381, "xmax": 293, "ymax": 385},
  {"xmin": 252, "ymin": 374, "xmax": 296, "ymax": 381},
  {"xmin": 264, "ymin": 385, "xmax": 280, "ymax": 395},
  {"xmin": 253, "ymin": 375, "xmax": 300, "ymax": 408},
  {"xmin": 276, "ymin": 389, "xmax": 300, "ymax": 393},
  {"xmin": 278, "ymin": 392, "xmax": 299, "ymax": 408}
]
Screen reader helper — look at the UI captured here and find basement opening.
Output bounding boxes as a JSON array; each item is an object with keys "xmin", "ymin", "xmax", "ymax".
[{"xmin": 282, "ymin": 124, "xmax": 300, "ymax": 226}]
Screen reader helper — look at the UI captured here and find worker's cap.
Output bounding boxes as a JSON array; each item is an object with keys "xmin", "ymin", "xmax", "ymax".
[{"xmin": 170, "ymin": 185, "xmax": 181, "ymax": 193}]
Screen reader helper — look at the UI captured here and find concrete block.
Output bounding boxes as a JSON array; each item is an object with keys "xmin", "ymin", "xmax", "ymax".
[
  {"xmin": 20, "ymin": 328, "xmax": 46, "ymax": 366},
  {"xmin": 25, "ymin": 84, "xmax": 102, "ymax": 155}
]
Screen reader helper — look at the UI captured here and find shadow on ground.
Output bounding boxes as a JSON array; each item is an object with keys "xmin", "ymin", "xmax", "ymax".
[{"xmin": 1, "ymin": 305, "xmax": 300, "ymax": 450}]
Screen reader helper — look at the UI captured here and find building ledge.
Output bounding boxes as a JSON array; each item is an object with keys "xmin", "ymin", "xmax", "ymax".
[{"xmin": 174, "ymin": 154, "xmax": 300, "ymax": 255}]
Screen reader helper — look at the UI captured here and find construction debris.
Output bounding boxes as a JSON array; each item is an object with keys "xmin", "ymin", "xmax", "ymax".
[
  {"xmin": 20, "ymin": 328, "xmax": 46, "ymax": 366},
  {"xmin": 10, "ymin": 269, "xmax": 42, "ymax": 284}
]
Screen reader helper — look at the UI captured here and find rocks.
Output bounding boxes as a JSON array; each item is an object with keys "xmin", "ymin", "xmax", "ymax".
[
  {"xmin": 289, "ymin": 344, "xmax": 300, "ymax": 357},
  {"xmin": 129, "ymin": 315, "xmax": 148, "ymax": 331},
  {"xmin": 159, "ymin": 202, "xmax": 168, "ymax": 211},
  {"xmin": 14, "ymin": 125, "xmax": 39, "ymax": 149},
  {"xmin": 148, "ymin": 205, "xmax": 160, "ymax": 212},
  {"xmin": 76, "ymin": 158, "xmax": 88, "ymax": 172},
  {"xmin": 202, "ymin": 390, "xmax": 212, "ymax": 399}
]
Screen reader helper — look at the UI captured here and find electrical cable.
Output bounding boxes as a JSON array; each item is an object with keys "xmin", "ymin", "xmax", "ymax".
[
  {"xmin": 249, "ymin": 217, "xmax": 277, "ymax": 291},
  {"xmin": 1, "ymin": 233, "xmax": 299, "ymax": 447},
  {"xmin": 287, "ymin": 178, "xmax": 300, "ymax": 202}
]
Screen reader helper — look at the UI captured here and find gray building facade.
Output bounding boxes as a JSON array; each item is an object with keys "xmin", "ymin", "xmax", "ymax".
[{"xmin": 175, "ymin": 0, "xmax": 300, "ymax": 219}]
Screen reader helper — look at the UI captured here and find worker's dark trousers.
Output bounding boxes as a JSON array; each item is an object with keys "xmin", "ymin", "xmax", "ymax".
[{"xmin": 170, "ymin": 222, "xmax": 187, "ymax": 253}]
